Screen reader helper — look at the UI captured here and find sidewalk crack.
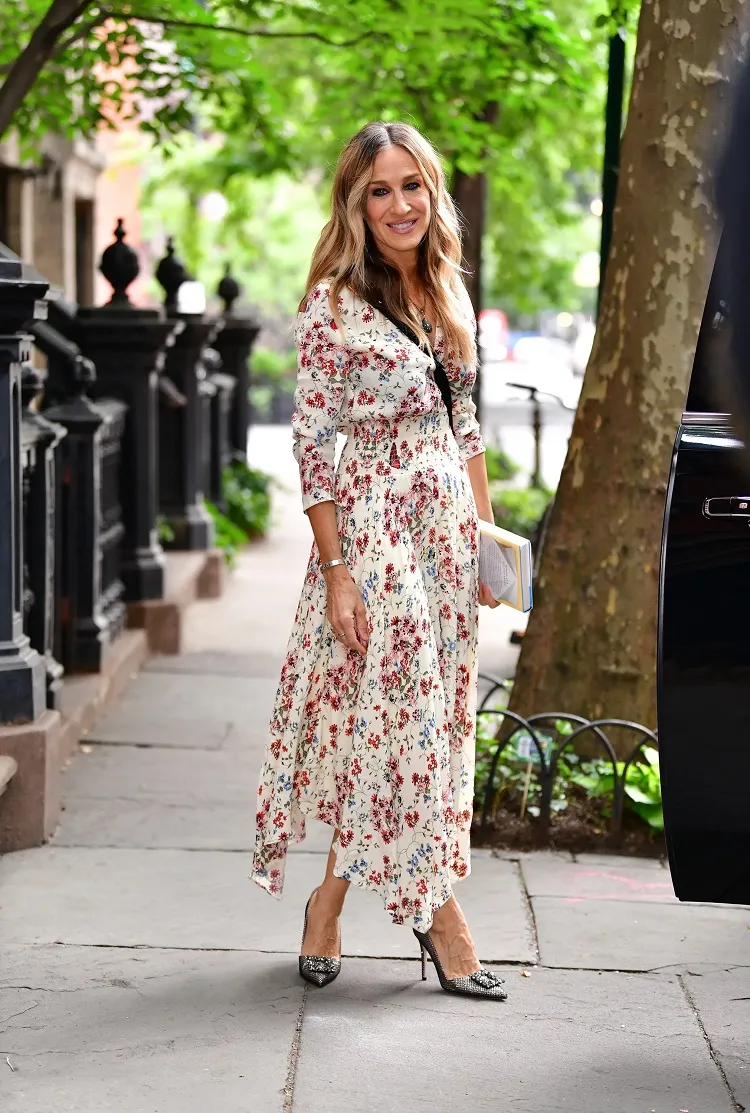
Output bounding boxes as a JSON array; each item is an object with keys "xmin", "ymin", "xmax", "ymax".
[
  {"xmin": 679, "ymin": 974, "xmax": 746, "ymax": 1112},
  {"xmin": 282, "ymin": 985, "xmax": 307, "ymax": 1113},
  {"xmin": 514, "ymin": 859, "xmax": 540, "ymax": 964}
]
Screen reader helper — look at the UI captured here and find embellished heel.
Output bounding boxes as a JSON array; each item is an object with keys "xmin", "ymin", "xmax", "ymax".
[
  {"xmin": 413, "ymin": 928, "xmax": 507, "ymax": 1001},
  {"xmin": 299, "ymin": 891, "xmax": 342, "ymax": 988}
]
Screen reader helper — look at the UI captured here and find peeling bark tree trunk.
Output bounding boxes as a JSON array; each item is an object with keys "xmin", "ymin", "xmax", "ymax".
[{"xmin": 508, "ymin": 0, "xmax": 743, "ymax": 736}]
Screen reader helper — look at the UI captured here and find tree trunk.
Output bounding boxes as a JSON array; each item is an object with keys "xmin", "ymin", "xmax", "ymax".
[
  {"xmin": 452, "ymin": 103, "xmax": 498, "ymax": 417},
  {"xmin": 0, "ymin": 0, "xmax": 90, "ymax": 142},
  {"xmin": 507, "ymin": 0, "xmax": 742, "ymax": 737},
  {"xmin": 451, "ymin": 102, "xmax": 499, "ymax": 316},
  {"xmin": 453, "ymin": 166, "xmax": 485, "ymax": 416},
  {"xmin": 453, "ymin": 167, "xmax": 485, "ymax": 315}
]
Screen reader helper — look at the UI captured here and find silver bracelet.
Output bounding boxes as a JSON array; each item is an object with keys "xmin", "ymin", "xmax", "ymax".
[{"xmin": 320, "ymin": 558, "xmax": 347, "ymax": 573}]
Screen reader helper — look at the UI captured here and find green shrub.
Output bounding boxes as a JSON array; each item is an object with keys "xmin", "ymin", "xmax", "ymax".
[
  {"xmin": 475, "ymin": 709, "xmax": 663, "ymax": 832},
  {"xmin": 222, "ymin": 459, "xmax": 272, "ymax": 539},
  {"xmin": 490, "ymin": 484, "xmax": 553, "ymax": 540},
  {"xmin": 568, "ymin": 746, "xmax": 663, "ymax": 831},
  {"xmin": 205, "ymin": 501, "xmax": 248, "ymax": 567},
  {"xmin": 252, "ymin": 347, "xmax": 295, "ymax": 381},
  {"xmin": 203, "ymin": 462, "xmax": 273, "ymax": 564},
  {"xmin": 484, "ymin": 444, "xmax": 519, "ymax": 483},
  {"xmin": 155, "ymin": 515, "xmax": 175, "ymax": 545},
  {"xmin": 249, "ymin": 384, "xmax": 275, "ymax": 422}
]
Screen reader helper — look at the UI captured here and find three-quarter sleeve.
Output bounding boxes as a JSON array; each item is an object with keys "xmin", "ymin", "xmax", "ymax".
[
  {"xmin": 451, "ymin": 288, "xmax": 485, "ymax": 461},
  {"xmin": 292, "ymin": 283, "xmax": 350, "ymax": 511}
]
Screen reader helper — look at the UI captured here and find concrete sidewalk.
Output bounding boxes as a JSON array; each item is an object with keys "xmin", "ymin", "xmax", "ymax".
[{"xmin": 1, "ymin": 427, "xmax": 749, "ymax": 1113}]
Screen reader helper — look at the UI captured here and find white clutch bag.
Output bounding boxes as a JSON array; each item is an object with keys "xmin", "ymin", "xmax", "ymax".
[{"xmin": 478, "ymin": 522, "xmax": 534, "ymax": 613}]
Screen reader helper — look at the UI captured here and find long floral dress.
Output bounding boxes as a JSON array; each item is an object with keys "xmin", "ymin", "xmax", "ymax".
[{"xmin": 251, "ymin": 280, "xmax": 485, "ymax": 931}]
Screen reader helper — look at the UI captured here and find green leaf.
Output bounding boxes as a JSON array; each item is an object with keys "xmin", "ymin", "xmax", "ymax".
[{"xmin": 624, "ymin": 784, "xmax": 660, "ymax": 806}]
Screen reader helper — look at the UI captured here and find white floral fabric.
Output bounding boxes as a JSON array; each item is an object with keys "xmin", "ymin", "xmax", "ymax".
[{"xmin": 251, "ymin": 281, "xmax": 484, "ymax": 931}]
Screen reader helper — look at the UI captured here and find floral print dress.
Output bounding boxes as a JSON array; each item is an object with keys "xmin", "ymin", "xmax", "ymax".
[{"xmin": 251, "ymin": 280, "xmax": 485, "ymax": 931}]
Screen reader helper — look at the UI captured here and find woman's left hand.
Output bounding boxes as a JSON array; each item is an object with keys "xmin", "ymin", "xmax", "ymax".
[{"xmin": 479, "ymin": 580, "xmax": 501, "ymax": 609}]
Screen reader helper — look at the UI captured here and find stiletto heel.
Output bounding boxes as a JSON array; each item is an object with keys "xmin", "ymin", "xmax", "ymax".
[
  {"xmin": 413, "ymin": 928, "xmax": 507, "ymax": 1000},
  {"xmin": 299, "ymin": 891, "xmax": 342, "ymax": 988},
  {"xmin": 420, "ymin": 941, "xmax": 427, "ymax": 981}
]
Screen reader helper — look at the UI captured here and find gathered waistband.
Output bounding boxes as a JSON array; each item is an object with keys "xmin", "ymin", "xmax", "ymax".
[
  {"xmin": 346, "ymin": 411, "xmax": 452, "ymax": 446},
  {"xmin": 340, "ymin": 411, "xmax": 459, "ymax": 473}
]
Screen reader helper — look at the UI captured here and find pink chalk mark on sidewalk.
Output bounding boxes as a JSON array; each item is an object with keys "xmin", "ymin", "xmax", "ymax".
[{"xmin": 560, "ymin": 869, "xmax": 675, "ymax": 903}]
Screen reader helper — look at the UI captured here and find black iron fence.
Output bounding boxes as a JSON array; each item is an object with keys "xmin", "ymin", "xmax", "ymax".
[
  {"xmin": 0, "ymin": 226, "xmax": 260, "ymax": 727},
  {"xmin": 476, "ymin": 673, "xmax": 660, "ymax": 846}
]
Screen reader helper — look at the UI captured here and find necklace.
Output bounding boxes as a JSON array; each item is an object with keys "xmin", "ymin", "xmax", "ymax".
[{"xmin": 411, "ymin": 295, "xmax": 432, "ymax": 334}]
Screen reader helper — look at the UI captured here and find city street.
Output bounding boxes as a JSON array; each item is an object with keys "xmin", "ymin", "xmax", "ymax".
[{"xmin": 1, "ymin": 427, "xmax": 748, "ymax": 1113}]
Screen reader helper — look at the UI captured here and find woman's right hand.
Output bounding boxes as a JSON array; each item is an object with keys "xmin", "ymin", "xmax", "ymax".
[{"xmin": 324, "ymin": 567, "xmax": 369, "ymax": 655}]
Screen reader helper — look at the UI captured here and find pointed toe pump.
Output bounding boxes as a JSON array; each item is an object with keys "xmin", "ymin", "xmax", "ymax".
[
  {"xmin": 413, "ymin": 929, "xmax": 508, "ymax": 1001},
  {"xmin": 299, "ymin": 893, "xmax": 342, "ymax": 988}
]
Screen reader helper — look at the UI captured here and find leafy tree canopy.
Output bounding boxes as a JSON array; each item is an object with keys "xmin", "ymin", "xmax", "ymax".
[
  {"xmin": 3, "ymin": 0, "xmax": 600, "ymax": 169},
  {"xmin": 1, "ymin": 0, "xmax": 627, "ymax": 315}
]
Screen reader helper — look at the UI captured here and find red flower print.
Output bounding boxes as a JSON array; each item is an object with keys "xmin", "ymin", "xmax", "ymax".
[{"xmin": 252, "ymin": 279, "xmax": 482, "ymax": 930}]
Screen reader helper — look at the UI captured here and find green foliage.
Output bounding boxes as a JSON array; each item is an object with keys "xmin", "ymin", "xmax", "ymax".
[
  {"xmin": 484, "ymin": 444, "xmax": 519, "ymax": 483},
  {"xmin": 251, "ymin": 347, "xmax": 296, "ymax": 382},
  {"xmin": 139, "ymin": 144, "xmax": 327, "ymax": 315},
  {"xmin": 490, "ymin": 485, "xmax": 553, "ymax": 539},
  {"xmin": 222, "ymin": 459, "xmax": 272, "ymax": 539},
  {"xmin": 155, "ymin": 515, "xmax": 175, "ymax": 545},
  {"xmin": 205, "ymin": 500, "xmax": 248, "ymax": 567},
  {"xmin": 3, "ymin": 1, "xmax": 604, "ymax": 154},
  {"xmin": 568, "ymin": 746, "xmax": 663, "ymax": 830},
  {"xmin": 475, "ymin": 711, "xmax": 663, "ymax": 831},
  {"xmin": 3, "ymin": 0, "xmax": 617, "ymax": 318},
  {"xmin": 204, "ymin": 460, "xmax": 272, "ymax": 563}
]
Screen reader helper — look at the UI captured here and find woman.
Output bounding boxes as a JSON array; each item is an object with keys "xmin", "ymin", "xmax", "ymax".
[{"xmin": 251, "ymin": 121, "xmax": 507, "ymax": 1001}]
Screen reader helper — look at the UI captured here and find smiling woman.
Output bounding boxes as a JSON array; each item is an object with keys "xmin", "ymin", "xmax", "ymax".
[
  {"xmin": 304, "ymin": 121, "xmax": 477, "ymax": 365},
  {"xmin": 367, "ymin": 155, "xmax": 431, "ymax": 254},
  {"xmin": 250, "ymin": 121, "xmax": 508, "ymax": 1003}
]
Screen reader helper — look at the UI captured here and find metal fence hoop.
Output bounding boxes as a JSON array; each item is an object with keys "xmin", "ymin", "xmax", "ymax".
[
  {"xmin": 477, "ymin": 709, "xmax": 546, "ymax": 830},
  {"xmin": 477, "ymin": 673, "xmax": 513, "ymax": 713}
]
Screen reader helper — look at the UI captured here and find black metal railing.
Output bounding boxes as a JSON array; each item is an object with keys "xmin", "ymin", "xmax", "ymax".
[
  {"xmin": 0, "ymin": 227, "xmax": 258, "ymax": 733},
  {"xmin": 476, "ymin": 673, "xmax": 660, "ymax": 846},
  {"xmin": 20, "ymin": 363, "xmax": 66, "ymax": 707},
  {"xmin": 98, "ymin": 398, "xmax": 127, "ymax": 643}
]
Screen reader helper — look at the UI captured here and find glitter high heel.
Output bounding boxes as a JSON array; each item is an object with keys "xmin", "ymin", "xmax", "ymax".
[
  {"xmin": 413, "ymin": 928, "xmax": 507, "ymax": 1000},
  {"xmin": 298, "ymin": 891, "xmax": 341, "ymax": 988}
]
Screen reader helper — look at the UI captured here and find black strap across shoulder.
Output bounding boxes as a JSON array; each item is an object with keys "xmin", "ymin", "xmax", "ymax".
[{"xmin": 373, "ymin": 303, "xmax": 454, "ymax": 433}]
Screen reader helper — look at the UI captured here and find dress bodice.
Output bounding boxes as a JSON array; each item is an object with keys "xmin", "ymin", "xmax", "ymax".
[{"xmin": 292, "ymin": 281, "xmax": 484, "ymax": 510}]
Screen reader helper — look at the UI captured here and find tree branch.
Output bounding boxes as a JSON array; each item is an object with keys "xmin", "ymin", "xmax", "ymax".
[
  {"xmin": 111, "ymin": 11, "xmax": 375, "ymax": 48},
  {"xmin": 0, "ymin": 0, "xmax": 92, "ymax": 139},
  {"xmin": 0, "ymin": 8, "xmax": 110, "ymax": 75},
  {"xmin": 0, "ymin": 0, "xmax": 376, "ymax": 141},
  {"xmin": 57, "ymin": 9, "xmax": 109, "ymax": 52}
]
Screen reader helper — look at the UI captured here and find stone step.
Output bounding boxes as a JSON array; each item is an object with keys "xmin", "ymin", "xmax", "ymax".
[{"xmin": 0, "ymin": 754, "xmax": 18, "ymax": 798}]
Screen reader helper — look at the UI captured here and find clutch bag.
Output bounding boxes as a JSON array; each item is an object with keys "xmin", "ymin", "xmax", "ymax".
[{"xmin": 478, "ymin": 521, "xmax": 534, "ymax": 613}]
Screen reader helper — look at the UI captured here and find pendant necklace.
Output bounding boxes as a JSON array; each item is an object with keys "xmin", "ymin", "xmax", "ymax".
[{"xmin": 413, "ymin": 297, "xmax": 432, "ymax": 334}]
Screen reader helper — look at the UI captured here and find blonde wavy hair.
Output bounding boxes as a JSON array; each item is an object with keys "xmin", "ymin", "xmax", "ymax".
[{"xmin": 302, "ymin": 121, "xmax": 476, "ymax": 365}]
